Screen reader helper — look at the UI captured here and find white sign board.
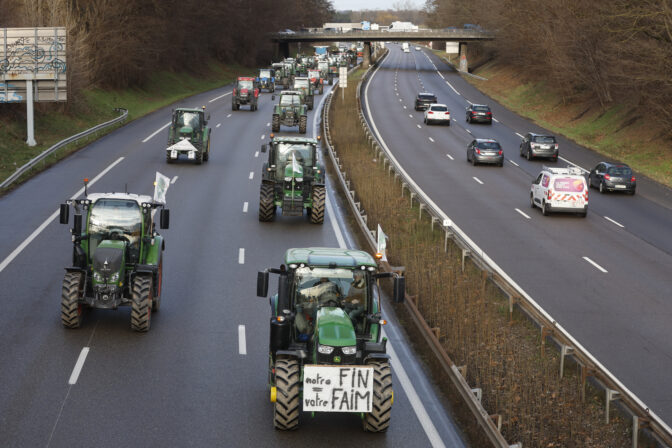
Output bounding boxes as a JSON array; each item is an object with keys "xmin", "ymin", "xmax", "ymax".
[
  {"xmin": 303, "ymin": 365, "xmax": 373, "ymax": 412},
  {"xmin": 445, "ymin": 42, "xmax": 459, "ymax": 54},
  {"xmin": 339, "ymin": 66, "xmax": 348, "ymax": 88},
  {"xmin": 1, "ymin": 27, "xmax": 67, "ymax": 102}
]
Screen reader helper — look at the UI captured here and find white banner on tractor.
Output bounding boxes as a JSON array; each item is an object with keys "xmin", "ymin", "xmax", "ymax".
[
  {"xmin": 153, "ymin": 171, "xmax": 171, "ymax": 204},
  {"xmin": 377, "ymin": 224, "xmax": 388, "ymax": 262},
  {"xmin": 303, "ymin": 365, "xmax": 374, "ymax": 413}
]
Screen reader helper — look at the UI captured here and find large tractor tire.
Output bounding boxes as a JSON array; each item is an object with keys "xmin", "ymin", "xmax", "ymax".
[
  {"xmin": 203, "ymin": 139, "xmax": 210, "ymax": 162},
  {"xmin": 61, "ymin": 271, "xmax": 84, "ymax": 328},
  {"xmin": 272, "ymin": 114, "xmax": 280, "ymax": 132},
  {"xmin": 308, "ymin": 98, "xmax": 313, "ymax": 111},
  {"xmin": 299, "ymin": 116, "xmax": 307, "ymax": 134},
  {"xmin": 152, "ymin": 259, "xmax": 163, "ymax": 312},
  {"xmin": 259, "ymin": 184, "xmax": 275, "ymax": 222},
  {"xmin": 232, "ymin": 102, "xmax": 236, "ymax": 111},
  {"xmin": 196, "ymin": 149, "xmax": 203, "ymax": 165},
  {"xmin": 329, "ymin": 77, "xmax": 333, "ymax": 85},
  {"xmin": 274, "ymin": 357, "xmax": 301, "ymax": 430},
  {"xmin": 166, "ymin": 152, "xmax": 174, "ymax": 164},
  {"xmin": 319, "ymin": 84, "xmax": 324, "ymax": 95},
  {"xmin": 363, "ymin": 360, "xmax": 393, "ymax": 432},
  {"xmin": 310, "ymin": 186, "xmax": 325, "ymax": 224},
  {"xmin": 131, "ymin": 275, "xmax": 153, "ymax": 332}
]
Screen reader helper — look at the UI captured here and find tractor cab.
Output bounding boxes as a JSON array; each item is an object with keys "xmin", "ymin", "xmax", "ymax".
[
  {"xmin": 173, "ymin": 108, "xmax": 204, "ymax": 138},
  {"xmin": 257, "ymin": 68, "xmax": 276, "ymax": 92},
  {"xmin": 167, "ymin": 107, "xmax": 211, "ymax": 164}
]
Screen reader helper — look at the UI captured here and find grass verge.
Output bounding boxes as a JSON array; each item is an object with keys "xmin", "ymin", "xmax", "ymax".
[
  {"xmin": 328, "ymin": 63, "xmax": 631, "ymax": 447},
  {"xmin": 0, "ymin": 60, "xmax": 250, "ymax": 194}
]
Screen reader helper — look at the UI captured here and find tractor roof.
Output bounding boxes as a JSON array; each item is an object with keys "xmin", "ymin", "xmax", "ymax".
[
  {"xmin": 238, "ymin": 76, "xmax": 255, "ymax": 81},
  {"xmin": 175, "ymin": 107, "xmax": 203, "ymax": 113},
  {"xmin": 87, "ymin": 192, "xmax": 153, "ymax": 205},
  {"xmin": 272, "ymin": 136, "xmax": 318, "ymax": 145},
  {"xmin": 281, "ymin": 90, "xmax": 302, "ymax": 96},
  {"xmin": 285, "ymin": 247, "xmax": 376, "ymax": 268}
]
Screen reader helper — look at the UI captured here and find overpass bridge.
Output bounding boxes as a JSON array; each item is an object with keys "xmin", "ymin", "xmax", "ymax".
[{"xmin": 269, "ymin": 29, "xmax": 495, "ymax": 71}]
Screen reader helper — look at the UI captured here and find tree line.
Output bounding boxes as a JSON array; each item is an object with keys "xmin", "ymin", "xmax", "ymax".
[{"xmin": 424, "ymin": 0, "xmax": 672, "ymax": 136}]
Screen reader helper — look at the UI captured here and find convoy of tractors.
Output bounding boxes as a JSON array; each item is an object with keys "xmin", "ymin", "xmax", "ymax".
[{"xmin": 58, "ymin": 44, "xmax": 403, "ymax": 432}]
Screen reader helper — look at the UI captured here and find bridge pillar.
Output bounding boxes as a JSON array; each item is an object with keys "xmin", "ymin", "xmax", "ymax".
[
  {"xmin": 363, "ymin": 42, "xmax": 372, "ymax": 68},
  {"xmin": 459, "ymin": 42, "xmax": 468, "ymax": 72},
  {"xmin": 278, "ymin": 41, "xmax": 289, "ymax": 59}
]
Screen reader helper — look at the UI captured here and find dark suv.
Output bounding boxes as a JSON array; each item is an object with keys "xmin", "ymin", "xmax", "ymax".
[
  {"xmin": 415, "ymin": 92, "xmax": 437, "ymax": 111},
  {"xmin": 466, "ymin": 104, "xmax": 492, "ymax": 124},
  {"xmin": 519, "ymin": 132, "xmax": 558, "ymax": 161},
  {"xmin": 589, "ymin": 162, "xmax": 636, "ymax": 194}
]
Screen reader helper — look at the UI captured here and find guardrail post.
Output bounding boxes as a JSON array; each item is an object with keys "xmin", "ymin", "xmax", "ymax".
[
  {"xmin": 401, "ymin": 182, "xmax": 407, "ymax": 197},
  {"xmin": 462, "ymin": 249, "xmax": 470, "ymax": 272},
  {"xmin": 605, "ymin": 389, "xmax": 620, "ymax": 424},
  {"xmin": 419, "ymin": 203, "xmax": 426, "ymax": 220},
  {"xmin": 581, "ymin": 365, "xmax": 596, "ymax": 403},
  {"xmin": 560, "ymin": 345, "xmax": 574, "ymax": 379},
  {"xmin": 431, "ymin": 216, "xmax": 438, "ymax": 231},
  {"xmin": 457, "ymin": 365, "xmax": 467, "ymax": 378},
  {"xmin": 472, "ymin": 387, "xmax": 482, "ymax": 403},
  {"xmin": 444, "ymin": 230, "xmax": 452, "ymax": 251},
  {"xmin": 410, "ymin": 191, "xmax": 416, "ymax": 206},
  {"xmin": 540, "ymin": 326, "xmax": 552, "ymax": 357},
  {"xmin": 490, "ymin": 414, "xmax": 502, "ymax": 432}
]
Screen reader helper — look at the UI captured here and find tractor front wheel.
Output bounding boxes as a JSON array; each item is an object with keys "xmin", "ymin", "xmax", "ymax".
[
  {"xmin": 363, "ymin": 360, "xmax": 393, "ymax": 432},
  {"xmin": 310, "ymin": 186, "xmax": 325, "ymax": 224},
  {"xmin": 272, "ymin": 115, "xmax": 280, "ymax": 132},
  {"xmin": 299, "ymin": 116, "xmax": 307, "ymax": 134},
  {"xmin": 274, "ymin": 357, "xmax": 300, "ymax": 430},
  {"xmin": 152, "ymin": 260, "xmax": 163, "ymax": 312},
  {"xmin": 259, "ymin": 184, "xmax": 275, "ymax": 222},
  {"xmin": 131, "ymin": 275, "xmax": 153, "ymax": 332},
  {"xmin": 61, "ymin": 271, "xmax": 84, "ymax": 328}
]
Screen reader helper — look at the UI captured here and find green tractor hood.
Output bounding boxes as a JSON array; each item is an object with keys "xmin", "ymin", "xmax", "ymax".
[
  {"xmin": 316, "ymin": 307, "xmax": 356, "ymax": 347},
  {"xmin": 179, "ymin": 126, "xmax": 194, "ymax": 136},
  {"xmin": 92, "ymin": 240, "xmax": 126, "ymax": 285}
]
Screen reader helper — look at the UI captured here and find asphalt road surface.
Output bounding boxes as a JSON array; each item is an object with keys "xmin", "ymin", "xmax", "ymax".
[
  {"xmin": 364, "ymin": 44, "xmax": 672, "ymax": 427},
  {"xmin": 0, "ymin": 77, "xmax": 466, "ymax": 447}
]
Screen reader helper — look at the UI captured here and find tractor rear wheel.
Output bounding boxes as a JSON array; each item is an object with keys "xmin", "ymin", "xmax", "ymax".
[
  {"xmin": 152, "ymin": 260, "xmax": 163, "ymax": 312},
  {"xmin": 259, "ymin": 184, "xmax": 275, "ymax": 222},
  {"xmin": 274, "ymin": 357, "xmax": 300, "ymax": 430},
  {"xmin": 131, "ymin": 275, "xmax": 153, "ymax": 332},
  {"xmin": 308, "ymin": 99, "xmax": 313, "ymax": 111},
  {"xmin": 319, "ymin": 84, "xmax": 324, "ymax": 95},
  {"xmin": 299, "ymin": 116, "xmax": 307, "ymax": 134},
  {"xmin": 310, "ymin": 186, "xmax": 325, "ymax": 224},
  {"xmin": 363, "ymin": 360, "xmax": 393, "ymax": 432},
  {"xmin": 61, "ymin": 271, "xmax": 84, "ymax": 328},
  {"xmin": 231, "ymin": 102, "xmax": 236, "ymax": 111},
  {"xmin": 272, "ymin": 115, "xmax": 280, "ymax": 132},
  {"xmin": 196, "ymin": 150, "xmax": 203, "ymax": 165}
]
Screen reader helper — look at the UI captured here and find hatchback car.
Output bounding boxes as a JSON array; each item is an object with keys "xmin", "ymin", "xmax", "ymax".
[
  {"xmin": 520, "ymin": 133, "xmax": 558, "ymax": 161},
  {"xmin": 467, "ymin": 139, "xmax": 504, "ymax": 166},
  {"xmin": 465, "ymin": 104, "xmax": 492, "ymax": 124},
  {"xmin": 415, "ymin": 93, "xmax": 438, "ymax": 111},
  {"xmin": 424, "ymin": 104, "xmax": 450, "ymax": 125},
  {"xmin": 589, "ymin": 162, "xmax": 636, "ymax": 194}
]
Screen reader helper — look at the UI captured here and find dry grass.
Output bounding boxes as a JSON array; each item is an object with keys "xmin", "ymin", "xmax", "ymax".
[{"xmin": 328, "ymin": 72, "xmax": 631, "ymax": 447}]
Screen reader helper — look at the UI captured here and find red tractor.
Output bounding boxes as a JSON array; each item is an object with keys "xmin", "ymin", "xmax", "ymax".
[
  {"xmin": 232, "ymin": 76, "xmax": 260, "ymax": 111},
  {"xmin": 307, "ymin": 69, "xmax": 324, "ymax": 95}
]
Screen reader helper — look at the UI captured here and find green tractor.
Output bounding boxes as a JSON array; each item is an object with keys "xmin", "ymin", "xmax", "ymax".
[
  {"xmin": 292, "ymin": 77, "xmax": 314, "ymax": 110},
  {"xmin": 258, "ymin": 135, "xmax": 325, "ymax": 223},
  {"xmin": 317, "ymin": 60, "xmax": 331, "ymax": 85},
  {"xmin": 59, "ymin": 190, "xmax": 170, "ymax": 332},
  {"xmin": 271, "ymin": 91, "xmax": 308, "ymax": 134},
  {"xmin": 166, "ymin": 107, "xmax": 211, "ymax": 164},
  {"xmin": 257, "ymin": 247, "xmax": 405, "ymax": 431},
  {"xmin": 279, "ymin": 59, "xmax": 297, "ymax": 89}
]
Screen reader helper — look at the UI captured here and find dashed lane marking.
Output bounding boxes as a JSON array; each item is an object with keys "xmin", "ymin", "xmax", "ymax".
[
  {"xmin": 473, "ymin": 177, "xmax": 483, "ymax": 185},
  {"xmin": 515, "ymin": 208, "xmax": 531, "ymax": 219},
  {"xmin": 238, "ymin": 248, "xmax": 245, "ymax": 264},
  {"xmin": 208, "ymin": 91, "xmax": 232, "ymax": 102},
  {"xmin": 68, "ymin": 347, "xmax": 90, "ymax": 385},
  {"xmin": 142, "ymin": 122, "xmax": 170, "ymax": 143},
  {"xmin": 583, "ymin": 256, "xmax": 608, "ymax": 273},
  {"xmin": 604, "ymin": 216, "xmax": 625, "ymax": 228},
  {"xmin": 243, "ymin": 202, "xmax": 249, "ymax": 213}
]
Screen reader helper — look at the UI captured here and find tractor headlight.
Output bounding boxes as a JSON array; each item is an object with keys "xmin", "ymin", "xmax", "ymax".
[
  {"xmin": 295, "ymin": 177, "xmax": 303, "ymax": 182},
  {"xmin": 318, "ymin": 344, "xmax": 334, "ymax": 355},
  {"xmin": 109, "ymin": 272, "xmax": 120, "ymax": 283},
  {"xmin": 93, "ymin": 272, "xmax": 103, "ymax": 282},
  {"xmin": 284, "ymin": 177, "xmax": 292, "ymax": 182},
  {"xmin": 341, "ymin": 346, "xmax": 356, "ymax": 355}
]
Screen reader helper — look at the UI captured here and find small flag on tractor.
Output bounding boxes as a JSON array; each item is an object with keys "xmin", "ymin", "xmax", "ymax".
[
  {"xmin": 376, "ymin": 224, "xmax": 388, "ymax": 262},
  {"xmin": 153, "ymin": 171, "xmax": 171, "ymax": 204}
]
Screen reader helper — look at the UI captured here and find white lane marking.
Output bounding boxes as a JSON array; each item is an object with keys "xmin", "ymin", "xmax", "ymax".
[
  {"xmin": 604, "ymin": 216, "xmax": 625, "ymax": 228},
  {"xmin": 227, "ymin": 113, "xmax": 232, "ymax": 118},
  {"xmin": 583, "ymin": 256, "xmax": 608, "ymax": 273},
  {"xmin": 238, "ymin": 325, "xmax": 247, "ymax": 355},
  {"xmin": 446, "ymin": 154, "xmax": 454, "ymax": 160},
  {"xmin": 492, "ymin": 118, "xmax": 499, "ymax": 123},
  {"xmin": 254, "ymin": 151, "xmax": 259, "ymax": 158},
  {"xmin": 142, "ymin": 122, "xmax": 170, "ymax": 143},
  {"xmin": 445, "ymin": 81, "xmax": 460, "ymax": 96},
  {"xmin": 515, "ymin": 208, "xmax": 531, "ymax": 219},
  {"xmin": 243, "ymin": 202, "xmax": 249, "ymax": 213},
  {"xmin": 403, "ymin": 105, "xmax": 407, "ymax": 109},
  {"xmin": 515, "ymin": 132, "xmax": 524, "ymax": 138},
  {"xmin": 466, "ymin": 129, "xmax": 472, "ymax": 134},
  {"xmin": 408, "ymin": 114, "xmax": 413, "ymax": 118},
  {"xmin": 417, "ymin": 124, "xmax": 422, "ymax": 129},
  {"xmin": 261, "ymin": 134, "xmax": 265, "ymax": 140},
  {"xmin": 170, "ymin": 175, "xmax": 179, "ymax": 184},
  {"xmin": 208, "ymin": 91, "xmax": 232, "ymax": 102},
  {"xmin": 558, "ymin": 156, "xmax": 589, "ymax": 173},
  {"xmin": 267, "ymin": 122, "xmax": 271, "ymax": 127},
  {"xmin": 465, "ymin": 99, "xmax": 473, "ymax": 105},
  {"xmin": 428, "ymin": 137, "xmax": 434, "ymax": 142},
  {"xmin": 216, "ymin": 123, "xmax": 222, "ymax": 128},
  {"xmin": 437, "ymin": 72, "xmax": 445, "ymax": 79},
  {"xmin": 0, "ymin": 157, "xmax": 124, "ymax": 275},
  {"xmin": 249, "ymin": 171, "xmax": 254, "ymax": 180},
  {"xmin": 68, "ymin": 347, "xmax": 90, "ymax": 385},
  {"xmin": 238, "ymin": 248, "xmax": 245, "ymax": 264},
  {"xmin": 509, "ymin": 160, "xmax": 519, "ymax": 167},
  {"xmin": 473, "ymin": 177, "xmax": 484, "ymax": 185}
]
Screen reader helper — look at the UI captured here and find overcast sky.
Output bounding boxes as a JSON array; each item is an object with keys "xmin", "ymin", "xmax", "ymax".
[{"xmin": 331, "ymin": 0, "xmax": 422, "ymax": 11}]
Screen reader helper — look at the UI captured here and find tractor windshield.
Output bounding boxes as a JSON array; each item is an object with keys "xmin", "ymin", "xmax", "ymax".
[
  {"xmin": 294, "ymin": 267, "xmax": 368, "ymax": 309},
  {"xmin": 260, "ymin": 70, "xmax": 272, "ymax": 78},
  {"xmin": 88, "ymin": 199, "xmax": 142, "ymax": 254},
  {"xmin": 294, "ymin": 79, "xmax": 309, "ymax": 88},
  {"xmin": 276, "ymin": 143, "xmax": 314, "ymax": 172},
  {"xmin": 280, "ymin": 94, "xmax": 300, "ymax": 106},
  {"xmin": 238, "ymin": 80, "xmax": 254, "ymax": 90},
  {"xmin": 175, "ymin": 111, "xmax": 201, "ymax": 129}
]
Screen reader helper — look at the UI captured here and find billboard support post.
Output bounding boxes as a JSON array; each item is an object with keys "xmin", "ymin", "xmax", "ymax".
[{"xmin": 26, "ymin": 80, "xmax": 36, "ymax": 146}]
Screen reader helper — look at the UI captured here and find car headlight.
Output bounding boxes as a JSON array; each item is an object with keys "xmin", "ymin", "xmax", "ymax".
[
  {"xmin": 318, "ymin": 344, "xmax": 334, "ymax": 355},
  {"xmin": 341, "ymin": 346, "xmax": 356, "ymax": 355}
]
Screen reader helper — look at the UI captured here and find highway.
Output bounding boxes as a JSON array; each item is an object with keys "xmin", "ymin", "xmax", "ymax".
[
  {"xmin": 0, "ymin": 77, "xmax": 466, "ymax": 446},
  {"xmin": 364, "ymin": 44, "xmax": 672, "ymax": 425}
]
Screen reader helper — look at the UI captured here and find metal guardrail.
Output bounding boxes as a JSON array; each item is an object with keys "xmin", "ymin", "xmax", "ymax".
[
  {"xmin": 353, "ymin": 49, "xmax": 672, "ymax": 447},
  {"xmin": 0, "ymin": 107, "xmax": 129, "ymax": 189},
  {"xmin": 324, "ymin": 47, "xmax": 672, "ymax": 447},
  {"xmin": 322, "ymin": 50, "xmax": 517, "ymax": 448}
]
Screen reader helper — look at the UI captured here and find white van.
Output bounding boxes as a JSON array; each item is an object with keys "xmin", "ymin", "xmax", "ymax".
[{"xmin": 530, "ymin": 166, "xmax": 588, "ymax": 217}]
